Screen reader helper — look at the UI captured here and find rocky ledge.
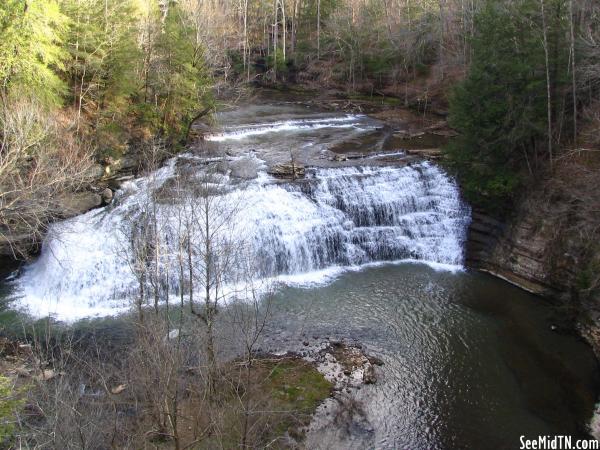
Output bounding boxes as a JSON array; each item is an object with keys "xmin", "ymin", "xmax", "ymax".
[{"xmin": 0, "ymin": 188, "xmax": 114, "ymax": 259}]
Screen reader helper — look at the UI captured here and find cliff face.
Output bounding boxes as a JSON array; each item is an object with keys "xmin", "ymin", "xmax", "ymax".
[
  {"xmin": 467, "ymin": 209, "xmax": 573, "ymax": 299},
  {"xmin": 466, "ymin": 165, "xmax": 600, "ymax": 356}
]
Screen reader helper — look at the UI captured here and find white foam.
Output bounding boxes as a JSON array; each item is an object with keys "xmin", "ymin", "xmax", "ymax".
[
  {"xmin": 206, "ymin": 115, "xmax": 367, "ymax": 141},
  {"xmin": 11, "ymin": 159, "xmax": 470, "ymax": 321}
]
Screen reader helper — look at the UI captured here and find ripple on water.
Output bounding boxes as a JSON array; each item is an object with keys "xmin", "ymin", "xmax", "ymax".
[{"xmin": 265, "ymin": 263, "xmax": 599, "ymax": 449}]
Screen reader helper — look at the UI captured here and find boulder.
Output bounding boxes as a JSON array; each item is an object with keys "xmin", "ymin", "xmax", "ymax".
[
  {"xmin": 56, "ymin": 192, "xmax": 102, "ymax": 218},
  {"xmin": 114, "ymin": 155, "xmax": 138, "ymax": 172},
  {"xmin": 230, "ymin": 157, "xmax": 259, "ymax": 179},
  {"xmin": 268, "ymin": 162, "xmax": 305, "ymax": 180},
  {"xmin": 86, "ymin": 164, "xmax": 105, "ymax": 179},
  {"xmin": 101, "ymin": 188, "xmax": 113, "ymax": 204},
  {"xmin": 362, "ymin": 364, "xmax": 376, "ymax": 384}
]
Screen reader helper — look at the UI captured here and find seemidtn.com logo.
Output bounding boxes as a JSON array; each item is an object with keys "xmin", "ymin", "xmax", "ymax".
[{"xmin": 520, "ymin": 436, "xmax": 599, "ymax": 450}]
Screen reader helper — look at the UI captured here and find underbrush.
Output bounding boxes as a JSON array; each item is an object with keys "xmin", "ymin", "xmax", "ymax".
[{"xmin": 2, "ymin": 320, "xmax": 332, "ymax": 449}]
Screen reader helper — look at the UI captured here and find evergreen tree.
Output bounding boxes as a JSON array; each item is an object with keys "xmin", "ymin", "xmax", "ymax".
[
  {"xmin": 446, "ymin": 0, "xmax": 568, "ymax": 211},
  {"xmin": 0, "ymin": 0, "xmax": 68, "ymax": 106},
  {"xmin": 150, "ymin": 2, "xmax": 212, "ymax": 143},
  {"xmin": 63, "ymin": 0, "xmax": 143, "ymax": 159}
]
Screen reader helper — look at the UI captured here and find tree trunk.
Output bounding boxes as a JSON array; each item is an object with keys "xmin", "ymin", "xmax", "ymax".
[
  {"xmin": 273, "ymin": 0, "xmax": 278, "ymax": 80},
  {"xmin": 183, "ymin": 106, "xmax": 212, "ymax": 144},
  {"xmin": 438, "ymin": 0, "xmax": 445, "ymax": 78},
  {"xmin": 281, "ymin": 0, "xmax": 286, "ymax": 63},
  {"xmin": 569, "ymin": 0, "xmax": 577, "ymax": 143},
  {"xmin": 540, "ymin": 0, "xmax": 553, "ymax": 168},
  {"xmin": 291, "ymin": 0, "xmax": 298, "ymax": 56},
  {"xmin": 317, "ymin": 0, "xmax": 321, "ymax": 59}
]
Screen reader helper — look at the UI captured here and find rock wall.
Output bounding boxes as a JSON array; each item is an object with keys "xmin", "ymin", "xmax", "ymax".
[
  {"xmin": 467, "ymin": 209, "xmax": 567, "ymax": 298},
  {"xmin": 466, "ymin": 184, "xmax": 600, "ymax": 356}
]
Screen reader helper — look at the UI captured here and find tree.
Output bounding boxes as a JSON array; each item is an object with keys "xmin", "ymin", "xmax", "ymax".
[
  {"xmin": 539, "ymin": 0, "xmax": 553, "ymax": 168},
  {"xmin": 61, "ymin": 0, "xmax": 141, "ymax": 136},
  {"xmin": 0, "ymin": 98, "xmax": 94, "ymax": 257},
  {"xmin": 445, "ymin": 0, "xmax": 568, "ymax": 211},
  {"xmin": 0, "ymin": 0, "xmax": 68, "ymax": 106}
]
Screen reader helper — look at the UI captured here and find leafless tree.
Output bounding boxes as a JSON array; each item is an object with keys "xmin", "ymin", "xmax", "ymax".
[{"xmin": 0, "ymin": 96, "xmax": 95, "ymax": 258}]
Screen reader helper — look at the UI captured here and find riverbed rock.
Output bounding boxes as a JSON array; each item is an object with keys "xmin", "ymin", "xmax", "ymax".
[
  {"xmin": 405, "ymin": 148, "xmax": 443, "ymax": 160},
  {"xmin": 268, "ymin": 162, "xmax": 305, "ymax": 180},
  {"xmin": 55, "ymin": 192, "xmax": 103, "ymax": 219},
  {"xmin": 230, "ymin": 157, "xmax": 259, "ymax": 179},
  {"xmin": 362, "ymin": 364, "xmax": 376, "ymax": 384},
  {"xmin": 101, "ymin": 188, "xmax": 113, "ymax": 204}
]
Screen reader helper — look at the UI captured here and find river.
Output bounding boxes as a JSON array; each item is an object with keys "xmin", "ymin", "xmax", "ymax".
[{"xmin": 2, "ymin": 94, "xmax": 598, "ymax": 449}]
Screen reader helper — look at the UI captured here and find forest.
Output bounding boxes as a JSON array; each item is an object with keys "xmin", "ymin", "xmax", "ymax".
[
  {"xmin": 1, "ymin": 0, "xmax": 600, "ymax": 447},
  {"xmin": 1, "ymin": 0, "xmax": 599, "ymax": 253}
]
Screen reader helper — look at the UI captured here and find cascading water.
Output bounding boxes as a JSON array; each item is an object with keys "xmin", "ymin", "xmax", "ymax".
[
  {"xmin": 6, "ymin": 101, "xmax": 598, "ymax": 450},
  {"xmin": 10, "ymin": 102, "xmax": 470, "ymax": 320},
  {"xmin": 12, "ymin": 158, "xmax": 469, "ymax": 320},
  {"xmin": 250, "ymin": 164, "xmax": 469, "ymax": 275},
  {"xmin": 205, "ymin": 114, "xmax": 365, "ymax": 141}
]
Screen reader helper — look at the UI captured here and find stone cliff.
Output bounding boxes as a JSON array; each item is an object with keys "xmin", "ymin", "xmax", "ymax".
[{"xmin": 466, "ymin": 163, "xmax": 600, "ymax": 356}]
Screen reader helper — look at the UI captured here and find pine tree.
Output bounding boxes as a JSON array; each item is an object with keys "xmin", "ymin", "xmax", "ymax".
[
  {"xmin": 0, "ymin": 0, "xmax": 68, "ymax": 106},
  {"xmin": 61, "ymin": 0, "xmax": 141, "ymax": 133},
  {"xmin": 150, "ymin": 2, "xmax": 212, "ymax": 143},
  {"xmin": 446, "ymin": 0, "xmax": 568, "ymax": 211}
]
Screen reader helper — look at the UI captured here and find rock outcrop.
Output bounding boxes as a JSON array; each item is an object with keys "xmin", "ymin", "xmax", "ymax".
[
  {"xmin": 230, "ymin": 157, "xmax": 260, "ymax": 179},
  {"xmin": 55, "ymin": 192, "xmax": 103, "ymax": 219},
  {"xmin": 466, "ymin": 209, "xmax": 565, "ymax": 298},
  {"xmin": 268, "ymin": 162, "xmax": 305, "ymax": 180},
  {"xmin": 466, "ymin": 173, "xmax": 600, "ymax": 356},
  {"xmin": 0, "ymin": 190, "xmax": 106, "ymax": 259}
]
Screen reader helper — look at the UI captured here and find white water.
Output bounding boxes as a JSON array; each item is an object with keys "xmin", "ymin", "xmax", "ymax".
[
  {"xmin": 12, "ymin": 156, "xmax": 469, "ymax": 321},
  {"xmin": 205, "ymin": 114, "xmax": 367, "ymax": 141}
]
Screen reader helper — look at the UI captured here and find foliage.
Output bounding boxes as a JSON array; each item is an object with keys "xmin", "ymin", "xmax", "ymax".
[
  {"xmin": 0, "ymin": 375, "xmax": 25, "ymax": 446},
  {"xmin": 0, "ymin": 0, "xmax": 68, "ymax": 106},
  {"xmin": 266, "ymin": 48, "xmax": 288, "ymax": 74},
  {"xmin": 445, "ymin": 0, "xmax": 569, "ymax": 211},
  {"xmin": 62, "ymin": 0, "xmax": 140, "ymax": 110},
  {"xmin": 150, "ymin": 3, "xmax": 213, "ymax": 142}
]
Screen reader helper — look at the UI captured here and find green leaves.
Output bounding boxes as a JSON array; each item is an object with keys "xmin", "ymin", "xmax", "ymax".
[
  {"xmin": 148, "ymin": 3, "xmax": 212, "ymax": 143},
  {"xmin": 446, "ymin": 0, "xmax": 569, "ymax": 212},
  {"xmin": 0, "ymin": 0, "xmax": 68, "ymax": 106}
]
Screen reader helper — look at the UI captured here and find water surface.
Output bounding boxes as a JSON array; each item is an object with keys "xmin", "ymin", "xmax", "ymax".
[{"xmin": 264, "ymin": 263, "xmax": 598, "ymax": 449}]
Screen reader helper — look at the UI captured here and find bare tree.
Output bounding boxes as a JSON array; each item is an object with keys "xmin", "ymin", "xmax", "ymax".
[
  {"xmin": 569, "ymin": 0, "xmax": 577, "ymax": 143},
  {"xmin": 0, "ymin": 96, "xmax": 95, "ymax": 258}
]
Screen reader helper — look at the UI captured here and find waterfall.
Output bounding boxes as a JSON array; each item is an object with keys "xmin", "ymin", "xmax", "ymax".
[{"xmin": 12, "ymin": 159, "xmax": 470, "ymax": 320}]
